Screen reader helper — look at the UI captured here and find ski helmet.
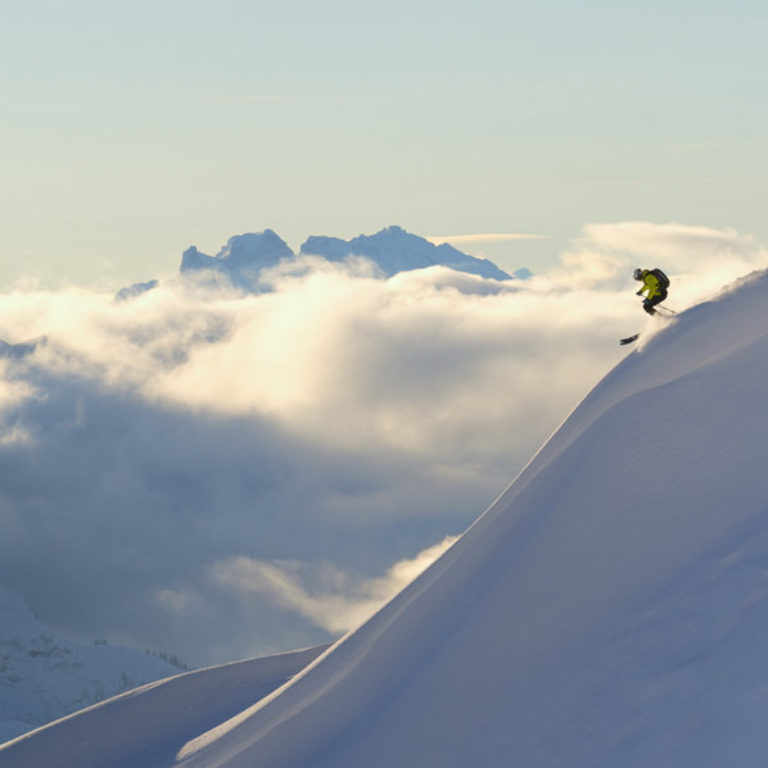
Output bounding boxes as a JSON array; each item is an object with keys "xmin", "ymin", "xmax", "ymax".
[{"xmin": 633, "ymin": 268, "xmax": 643, "ymax": 280}]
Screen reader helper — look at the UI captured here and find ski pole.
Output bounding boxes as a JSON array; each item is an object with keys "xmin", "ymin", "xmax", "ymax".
[{"xmin": 656, "ymin": 305, "xmax": 677, "ymax": 315}]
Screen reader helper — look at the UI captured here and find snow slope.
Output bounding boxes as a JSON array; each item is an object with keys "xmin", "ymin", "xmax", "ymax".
[
  {"xmin": 6, "ymin": 268, "xmax": 768, "ymax": 766},
  {"xmin": 0, "ymin": 644, "xmax": 328, "ymax": 767}
]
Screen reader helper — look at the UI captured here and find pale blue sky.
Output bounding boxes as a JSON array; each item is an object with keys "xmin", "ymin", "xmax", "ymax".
[{"xmin": 2, "ymin": 0, "xmax": 767, "ymax": 287}]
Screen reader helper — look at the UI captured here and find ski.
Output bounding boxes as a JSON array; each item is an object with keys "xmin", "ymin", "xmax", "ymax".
[{"xmin": 619, "ymin": 333, "xmax": 640, "ymax": 345}]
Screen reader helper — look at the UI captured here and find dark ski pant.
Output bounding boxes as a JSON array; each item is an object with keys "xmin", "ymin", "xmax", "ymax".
[{"xmin": 643, "ymin": 289, "xmax": 668, "ymax": 315}]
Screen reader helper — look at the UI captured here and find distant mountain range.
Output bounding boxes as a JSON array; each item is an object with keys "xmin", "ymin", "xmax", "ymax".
[{"xmin": 116, "ymin": 226, "xmax": 529, "ymax": 300}]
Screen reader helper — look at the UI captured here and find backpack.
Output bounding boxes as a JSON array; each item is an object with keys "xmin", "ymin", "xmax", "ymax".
[{"xmin": 650, "ymin": 268, "xmax": 670, "ymax": 290}]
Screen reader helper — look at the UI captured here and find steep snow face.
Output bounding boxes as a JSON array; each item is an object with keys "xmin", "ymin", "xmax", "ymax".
[
  {"xmin": 171, "ymin": 269, "xmax": 768, "ymax": 767},
  {"xmin": 0, "ymin": 591, "xmax": 181, "ymax": 743},
  {"xmin": 300, "ymin": 226, "xmax": 512, "ymax": 280}
]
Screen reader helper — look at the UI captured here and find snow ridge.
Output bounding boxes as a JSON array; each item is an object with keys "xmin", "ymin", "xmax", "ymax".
[{"xmin": 0, "ymin": 645, "xmax": 329, "ymax": 768}]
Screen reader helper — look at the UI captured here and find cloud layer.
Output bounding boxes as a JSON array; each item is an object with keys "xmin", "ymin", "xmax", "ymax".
[
  {"xmin": 210, "ymin": 535, "xmax": 459, "ymax": 634},
  {"xmin": 0, "ymin": 222, "xmax": 763, "ymax": 665}
]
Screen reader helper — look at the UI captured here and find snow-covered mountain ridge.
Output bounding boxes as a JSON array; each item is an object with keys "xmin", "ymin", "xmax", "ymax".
[
  {"xmin": 6, "ymin": 268, "xmax": 768, "ymax": 766},
  {"xmin": 179, "ymin": 229, "xmax": 295, "ymax": 292},
  {"xmin": 0, "ymin": 591, "xmax": 182, "ymax": 743},
  {"xmin": 117, "ymin": 226, "xmax": 517, "ymax": 298},
  {"xmin": 299, "ymin": 226, "xmax": 511, "ymax": 280}
]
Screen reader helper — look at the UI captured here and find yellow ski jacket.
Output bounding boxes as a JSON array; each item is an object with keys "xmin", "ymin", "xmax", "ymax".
[{"xmin": 637, "ymin": 270, "xmax": 663, "ymax": 300}]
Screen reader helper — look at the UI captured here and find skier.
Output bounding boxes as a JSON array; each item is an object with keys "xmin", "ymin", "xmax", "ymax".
[{"xmin": 633, "ymin": 267, "xmax": 670, "ymax": 315}]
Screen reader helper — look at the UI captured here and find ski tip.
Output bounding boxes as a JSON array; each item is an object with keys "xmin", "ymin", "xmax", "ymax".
[{"xmin": 619, "ymin": 333, "xmax": 640, "ymax": 345}]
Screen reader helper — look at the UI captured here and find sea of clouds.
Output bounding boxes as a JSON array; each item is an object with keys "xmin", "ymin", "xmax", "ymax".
[{"xmin": 0, "ymin": 222, "xmax": 763, "ymax": 666}]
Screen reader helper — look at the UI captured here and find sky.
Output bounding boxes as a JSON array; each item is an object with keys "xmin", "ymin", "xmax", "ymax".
[{"xmin": 2, "ymin": 0, "xmax": 768, "ymax": 288}]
